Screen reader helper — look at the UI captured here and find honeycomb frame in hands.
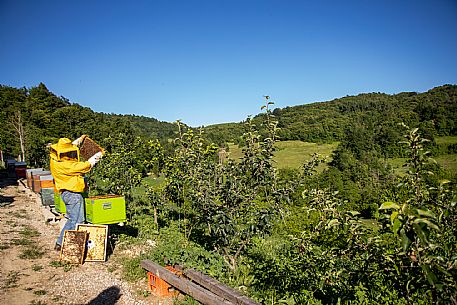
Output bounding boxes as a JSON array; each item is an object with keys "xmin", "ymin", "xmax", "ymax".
[{"xmin": 79, "ymin": 136, "xmax": 105, "ymax": 160}]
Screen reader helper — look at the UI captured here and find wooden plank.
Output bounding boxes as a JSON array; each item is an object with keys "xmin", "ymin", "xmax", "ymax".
[
  {"xmin": 179, "ymin": 267, "xmax": 261, "ymax": 305},
  {"xmin": 141, "ymin": 260, "xmax": 234, "ymax": 305}
]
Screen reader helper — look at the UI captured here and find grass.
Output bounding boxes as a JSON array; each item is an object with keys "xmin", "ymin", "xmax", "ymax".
[
  {"xmin": 49, "ymin": 260, "xmax": 73, "ymax": 272},
  {"xmin": 435, "ymin": 136, "xmax": 457, "ymax": 145},
  {"xmin": 29, "ymin": 301, "xmax": 47, "ymax": 305},
  {"xmin": 435, "ymin": 154, "xmax": 457, "ymax": 175},
  {"xmin": 4, "ymin": 271, "xmax": 20, "ymax": 288},
  {"xmin": 12, "ymin": 236, "xmax": 35, "ymax": 246},
  {"xmin": 0, "ymin": 243, "xmax": 10, "ymax": 250},
  {"xmin": 19, "ymin": 247, "xmax": 45, "ymax": 259},
  {"xmin": 274, "ymin": 141, "xmax": 337, "ymax": 169},
  {"xmin": 131, "ymin": 175, "xmax": 167, "ymax": 202},
  {"xmin": 32, "ymin": 264, "xmax": 43, "ymax": 271},
  {"xmin": 228, "ymin": 140, "xmax": 338, "ymax": 170},
  {"xmin": 389, "ymin": 155, "xmax": 457, "ymax": 176},
  {"xmin": 226, "ymin": 143, "xmax": 244, "ymax": 161},
  {"xmin": 227, "ymin": 137, "xmax": 456, "ymax": 173},
  {"xmin": 19, "ymin": 226, "xmax": 41, "ymax": 238},
  {"xmin": 10, "ymin": 209, "xmax": 29, "ymax": 219},
  {"xmin": 388, "ymin": 158, "xmax": 408, "ymax": 176},
  {"xmin": 120, "ymin": 257, "xmax": 145, "ymax": 282}
]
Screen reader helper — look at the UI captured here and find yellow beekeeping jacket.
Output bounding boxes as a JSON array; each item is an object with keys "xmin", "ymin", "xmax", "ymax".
[{"xmin": 50, "ymin": 138, "xmax": 92, "ymax": 193}]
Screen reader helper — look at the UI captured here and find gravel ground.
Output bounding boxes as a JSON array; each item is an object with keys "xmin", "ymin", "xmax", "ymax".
[{"xmin": 0, "ymin": 178, "xmax": 173, "ymax": 305}]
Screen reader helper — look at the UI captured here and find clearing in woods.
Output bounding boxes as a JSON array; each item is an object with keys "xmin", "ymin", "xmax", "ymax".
[
  {"xmin": 228, "ymin": 140, "xmax": 338, "ymax": 170},
  {"xmin": 229, "ymin": 138, "xmax": 457, "ymax": 175}
]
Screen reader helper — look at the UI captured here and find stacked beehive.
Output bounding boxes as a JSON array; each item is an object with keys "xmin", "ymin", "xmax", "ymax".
[
  {"xmin": 39, "ymin": 174, "xmax": 54, "ymax": 206},
  {"xmin": 26, "ymin": 168, "xmax": 44, "ymax": 188},
  {"xmin": 14, "ymin": 162, "xmax": 27, "ymax": 178},
  {"xmin": 27, "ymin": 169, "xmax": 55, "ymax": 206}
]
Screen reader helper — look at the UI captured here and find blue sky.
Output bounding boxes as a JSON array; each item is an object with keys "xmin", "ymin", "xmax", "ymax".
[{"xmin": 1, "ymin": 0, "xmax": 456, "ymax": 127}]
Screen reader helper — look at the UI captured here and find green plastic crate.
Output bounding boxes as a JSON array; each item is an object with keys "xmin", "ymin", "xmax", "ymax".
[
  {"xmin": 85, "ymin": 195, "xmax": 126, "ymax": 225},
  {"xmin": 54, "ymin": 193, "xmax": 66, "ymax": 213},
  {"xmin": 54, "ymin": 192, "xmax": 88, "ymax": 214}
]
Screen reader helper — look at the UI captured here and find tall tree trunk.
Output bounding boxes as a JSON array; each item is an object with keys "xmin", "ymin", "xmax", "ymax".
[{"xmin": 9, "ymin": 110, "xmax": 26, "ymax": 162}]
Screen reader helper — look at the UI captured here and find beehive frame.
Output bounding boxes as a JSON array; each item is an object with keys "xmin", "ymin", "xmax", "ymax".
[
  {"xmin": 76, "ymin": 224, "xmax": 108, "ymax": 262},
  {"xmin": 60, "ymin": 230, "xmax": 88, "ymax": 264},
  {"xmin": 79, "ymin": 136, "xmax": 105, "ymax": 160}
]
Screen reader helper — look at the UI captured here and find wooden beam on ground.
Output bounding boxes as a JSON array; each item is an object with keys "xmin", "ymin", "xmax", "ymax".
[
  {"xmin": 141, "ymin": 260, "xmax": 234, "ymax": 305},
  {"xmin": 177, "ymin": 266, "xmax": 261, "ymax": 305}
]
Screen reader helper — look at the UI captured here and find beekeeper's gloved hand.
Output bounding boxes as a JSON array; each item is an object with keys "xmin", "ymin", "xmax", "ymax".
[
  {"xmin": 72, "ymin": 135, "xmax": 87, "ymax": 146},
  {"xmin": 88, "ymin": 151, "xmax": 103, "ymax": 167}
]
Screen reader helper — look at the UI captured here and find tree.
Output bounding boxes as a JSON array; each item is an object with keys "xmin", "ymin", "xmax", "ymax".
[{"xmin": 9, "ymin": 110, "xmax": 26, "ymax": 162}]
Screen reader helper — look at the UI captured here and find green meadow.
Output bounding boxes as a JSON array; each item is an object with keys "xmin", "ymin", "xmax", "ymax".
[
  {"xmin": 228, "ymin": 141, "xmax": 338, "ymax": 170},
  {"xmin": 229, "ymin": 138, "xmax": 457, "ymax": 175},
  {"xmin": 435, "ymin": 135, "xmax": 457, "ymax": 145},
  {"xmin": 388, "ymin": 136, "xmax": 457, "ymax": 176}
]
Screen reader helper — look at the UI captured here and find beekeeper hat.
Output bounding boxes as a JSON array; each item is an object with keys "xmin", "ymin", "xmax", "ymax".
[{"xmin": 50, "ymin": 138, "xmax": 79, "ymax": 160}]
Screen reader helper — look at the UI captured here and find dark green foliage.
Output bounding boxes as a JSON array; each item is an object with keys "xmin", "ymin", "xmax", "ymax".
[
  {"xmin": 0, "ymin": 83, "xmax": 178, "ymax": 166},
  {"xmin": 197, "ymin": 122, "xmax": 244, "ymax": 146},
  {"xmin": 203, "ymin": 85, "xmax": 457, "ymax": 153}
]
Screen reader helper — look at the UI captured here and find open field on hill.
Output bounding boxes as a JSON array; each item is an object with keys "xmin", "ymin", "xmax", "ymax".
[
  {"xmin": 435, "ymin": 154, "xmax": 457, "ymax": 174},
  {"xmin": 434, "ymin": 136, "xmax": 457, "ymax": 175},
  {"xmin": 387, "ymin": 135, "xmax": 457, "ymax": 176},
  {"xmin": 228, "ymin": 141, "xmax": 338, "ymax": 169},
  {"xmin": 228, "ymin": 138, "xmax": 457, "ymax": 175},
  {"xmin": 388, "ymin": 155, "xmax": 457, "ymax": 177},
  {"xmin": 435, "ymin": 135, "xmax": 457, "ymax": 145}
]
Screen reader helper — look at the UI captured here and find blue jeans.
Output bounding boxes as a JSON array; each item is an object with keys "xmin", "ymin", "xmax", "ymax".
[{"xmin": 56, "ymin": 191, "xmax": 85, "ymax": 246}]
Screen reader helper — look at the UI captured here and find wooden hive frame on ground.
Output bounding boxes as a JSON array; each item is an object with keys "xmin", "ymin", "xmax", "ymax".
[
  {"xmin": 60, "ymin": 230, "xmax": 88, "ymax": 265},
  {"xmin": 76, "ymin": 224, "xmax": 108, "ymax": 262},
  {"xmin": 79, "ymin": 136, "xmax": 105, "ymax": 160}
]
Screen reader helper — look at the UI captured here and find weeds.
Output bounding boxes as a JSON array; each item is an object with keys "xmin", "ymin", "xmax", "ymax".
[
  {"xmin": 19, "ymin": 226, "xmax": 41, "ymax": 238},
  {"xmin": 4, "ymin": 271, "xmax": 20, "ymax": 288},
  {"xmin": 51, "ymin": 295, "xmax": 63, "ymax": 303},
  {"xmin": 120, "ymin": 257, "xmax": 145, "ymax": 282},
  {"xmin": 49, "ymin": 260, "xmax": 73, "ymax": 272},
  {"xmin": 19, "ymin": 247, "xmax": 45, "ymax": 259},
  {"xmin": 32, "ymin": 264, "xmax": 43, "ymax": 271},
  {"xmin": 0, "ymin": 243, "xmax": 10, "ymax": 250},
  {"xmin": 11, "ymin": 210, "xmax": 29, "ymax": 219},
  {"xmin": 34, "ymin": 290, "xmax": 47, "ymax": 295},
  {"xmin": 107, "ymin": 265, "xmax": 116, "ymax": 273},
  {"xmin": 138, "ymin": 290, "xmax": 150, "ymax": 297},
  {"xmin": 29, "ymin": 301, "xmax": 47, "ymax": 305},
  {"xmin": 11, "ymin": 237, "xmax": 34, "ymax": 246}
]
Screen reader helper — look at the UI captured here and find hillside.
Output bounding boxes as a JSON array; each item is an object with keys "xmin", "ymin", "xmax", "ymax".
[
  {"xmin": 0, "ymin": 83, "xmax": 178, "ymax": 166},
  {"xmin": 203, "ymin": 85, "xmax": 457, "ymax": 149},
  {"xmin": 2, "ymin": 83, "xmax": 456, "ymax": 166}
]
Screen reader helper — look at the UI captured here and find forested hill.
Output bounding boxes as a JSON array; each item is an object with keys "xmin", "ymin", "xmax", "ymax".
[
  {"xmin": 204, "ymin": 84, "xmax": 457, "ymax": 147},
  {"xmin": 2, "ymin": 82, "xmax": 456, "ymax": 165},
  {"xmin": 0, "ymin": 83, "xmax": 178, "ymax": 165}
]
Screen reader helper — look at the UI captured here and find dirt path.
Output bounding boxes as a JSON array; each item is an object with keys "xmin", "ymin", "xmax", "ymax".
[{"xmin": 0, "ymin": 178, "xmax": 159, "ymax": 305}]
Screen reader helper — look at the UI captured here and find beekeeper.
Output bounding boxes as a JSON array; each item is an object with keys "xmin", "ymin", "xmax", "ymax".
[{"xmin": 50, "ymin": 135, "xmax": 103, "ymax": 251}]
